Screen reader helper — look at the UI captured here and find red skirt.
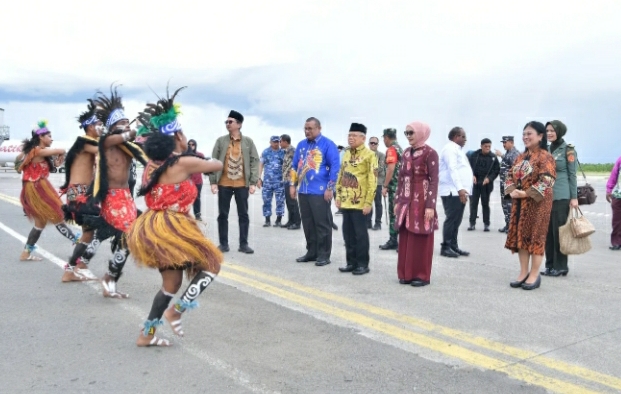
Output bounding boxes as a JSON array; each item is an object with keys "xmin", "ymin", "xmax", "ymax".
[
  {"xmin": 101, "ymin": 188, "xmax": 137, "ymax": 232},
  {"xmin": 397, "ymin": 227, "xmax": 434, "ymax": 283}
]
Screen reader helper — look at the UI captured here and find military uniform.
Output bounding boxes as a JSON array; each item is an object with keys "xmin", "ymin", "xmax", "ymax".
[
  {"xmin": 261, "ymin": 146, "xmax": 286, "ymax": 219},
  {"xmin": 380, "ymin": 129, "xmax": 403, "ymax": 250},
  {"xmin": 498, "ymin": 137, "xmax": 519, "ymax": 232}
]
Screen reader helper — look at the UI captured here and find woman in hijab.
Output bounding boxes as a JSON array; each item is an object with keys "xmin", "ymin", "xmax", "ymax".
[
  {"xmin": 394, "ymin": 121, "xmax": 439, "ymax": 287},
  {"xmin": 542, "ymin": 120, "xmax": 578, "ymax": 277}
]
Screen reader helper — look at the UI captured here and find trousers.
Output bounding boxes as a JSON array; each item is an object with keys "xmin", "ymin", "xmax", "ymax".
[
  {"xmin": 469, "ymin": 183, "xmax": 493, "ymax": 225},
  {"xmin": 193, "ymin": 183, "xmax": 203, "ymax": 218},
  {"xmin": 366, "ymin": 185, "xmax": 383, "ymax": 226},
  {"xmin": 217, "ymin": 186, "xmax": 250, "ymax": 247},
  {"xmin": 285, "ymin": 186, "xmax": 301, "ymax": 225},
  {"xmin": 441, "ymin": 194, "xmax": 467, "ymax": 249},
  {"xmin": 299, "ymin": 193, "xmax": 332, "ymax": 261},
  {"xmin": 343, "ymin": 209, "xmax": 370, "ymax": 268},
  {"xmin": 262, "ymin": 182, "xmax": 285, "ymax": 217}
]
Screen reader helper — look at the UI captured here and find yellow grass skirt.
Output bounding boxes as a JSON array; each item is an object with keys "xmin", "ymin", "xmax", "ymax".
[
  {"xmin": 20, "ymin": 180, "xmax": 64, "ymax": 224},
  {"xmin": 127, "ymin": 209, "xmax": 223, "ymax": 275}
]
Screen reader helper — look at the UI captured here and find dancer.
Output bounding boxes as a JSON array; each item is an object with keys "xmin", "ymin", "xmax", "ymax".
[
  {"xmin": 88, "ymin": 86, "xmax": 148, "ymax": 298},
  {"xmin": 127, "ymin": 87, "xmax": 223, "ymax": 347},
  {"xmin": 59, "ymin": 99, "xmax": 103, "ymax": 281},
  {"xmin": 19, "ymin": 121, "xmax": 80, "ymax": 261}
]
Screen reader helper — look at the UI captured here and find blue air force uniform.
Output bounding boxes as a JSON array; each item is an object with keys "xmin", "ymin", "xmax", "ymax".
[{"xmin": 261, "ymin": 146, "xmax": 286, "ymax": 217}]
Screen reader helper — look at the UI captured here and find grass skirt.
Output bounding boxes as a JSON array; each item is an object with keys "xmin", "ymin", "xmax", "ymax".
[
  {"xmin": 127, "ymin": 209, "xmax": 223, "ymax": 276},
  {"xmin": 21, "ymin": 180, "xmax": 64, "ymax": 224}
]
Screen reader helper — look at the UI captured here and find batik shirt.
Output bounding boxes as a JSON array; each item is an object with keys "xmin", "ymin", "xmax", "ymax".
[
  {"xmin": 291, "ymin": 134, "xmax": 341, "ymax": 195},
  {"xmin": 282, "ymin": 145, "xmax": 296, "ymax": 183},
  {"xmin": 261, "ymin": 147, "xmax": 285, "ymax": 184},
  {"xmin": 336, "ymin": 145, "xmax": 377, "ymax": 209},
  {"xmin": 499, "ymin": 147, "xmax": 520, "ymax": 194}
]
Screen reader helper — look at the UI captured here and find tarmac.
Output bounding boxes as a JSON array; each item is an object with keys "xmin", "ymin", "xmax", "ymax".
[{"xmin": 0, "ymin": 170, "xmax": 619, "ymax": 393}]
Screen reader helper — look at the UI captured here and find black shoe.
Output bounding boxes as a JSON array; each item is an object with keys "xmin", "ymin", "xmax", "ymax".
[
  {"xmin": 540, "ymin": 268, "xmax": 552, "ymax": 276},
  {"xmin": 411, "ymin": 280, "xmax": 429, "ymax": 287},
  {"xmin": 339, "ymin": 265, "xmax": 355, "ymax": 272},
  {"xmin": 498, "ymin": 226, "xmax": 508, "ymax": 233},
  {"xmin": 218, "ymin": 244, "xmax": 230, "ymax": 252},
  {"xmin": 451, "ymin": 246, "xmax": 470, "ymax": 256},
  {"xmin": 379, "ymin": 239, "xmax": 398, "ymax": 250},
  {"xmin": 367, "ymin": 222, "xmax": 372, "ymax": 229},
  {"xmin": 281, "ymin": 222, "xmax": 291, "ymax": 228},
  {"xmin": 263, "ymin": 219, "xmax": 271, "ymax": 227},
  {"xmin": 610, "ymin": 245, "xmax": 621, "ymax": 250},
  {"xmin": 352, "ymin": 267, "xmax": 369, "ymax": 275},
  {"xmin": 440, "ymin": 248, "xmax": 459, "ymax": 258},
  {"xmin": 484, "ymin": 225, "xmax": 490, "ymax": 232},
  {"xmin": 335, "ymin": 210, "xmax": 343, "ymax": 215},
  {"xmin": 510, "ymin": 276, "xmax": 528, "ymax": 288},
  {"xmin": 315, "ymin": 260, "xmax": 331, "ymax": 267},
  {"xmin": 273, "ymin": 221, "xmax": 282, "ymax": 228},
  {"xmin": 296, "ymin": 254, "xmax": 317, "ymax": 263},
  {"xmin": 238, "ymin": 245, "xmax": 254, "ymax": 254},
  {"xmin": 372, "ymin": 223, "xmax": 381, "ymax": 231},
  {"xmin": 399, "ymin": 279, "xmax": 413, "ymax": 285},
  {"xmin": 195, "ymin": 214, "xmax": 202, "ymax": 221},
  {"xmin": 467, "ymin": 224, "xmax": 476, "ymax": 231},
  {"xmin": 547, "ymin": 269, "xmax": 568, "ymax": 277},
  {"xmin": 522, "ymin": 275, "xmax": 541, "ymax": 290},
  {"xmin": 288, "ymin": 223, "xmax": 301, "ymax": 230},
  {"xmin": 332, "ymin": 223, "xmax": 338, "ymax": 230}
]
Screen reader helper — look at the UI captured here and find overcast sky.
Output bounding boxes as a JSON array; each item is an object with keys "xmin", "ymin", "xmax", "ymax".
[{"xmin": 1, "ymin": 0, "xmax": 620, "ymax": 162}]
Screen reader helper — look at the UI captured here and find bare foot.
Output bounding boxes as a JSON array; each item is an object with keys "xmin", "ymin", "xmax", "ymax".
[
  {"xmin": 20, "ymin": 250, "xmax": 42, "ymax": 261},
  {"xmin": 136, "ymin": 332, "xmax": 172, "ymax": 347},
  {"xmin": 102, "ymin": 274, "xmax": 129, "ymax": 299},
  {"xmin": 164, "ymin": 307, "xmax": 185, "ymax": 337},
  {"xmin": 61, "ymin": 269, "xmax": 92, "ymax": 282}
]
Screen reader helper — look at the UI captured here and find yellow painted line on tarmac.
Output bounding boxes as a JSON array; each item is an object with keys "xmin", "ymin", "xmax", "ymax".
[
  {"xmin": 224, "ymin": 263, "xmax": 621, "ymax": 392},
  {"xmin": 221, "ymin": 270, "xmax": 598, "ymax": 394},
  {"xmin": 0, "ymin": 192, "xmax": 21, "ymax": 205}
]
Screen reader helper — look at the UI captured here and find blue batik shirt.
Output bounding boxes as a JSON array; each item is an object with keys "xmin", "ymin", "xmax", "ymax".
[
  {"xmin": 291, "ymin": 134, "xmax": 341, "ymax": 195},
  {"xmin": 260, "ymin": 147, "xmax": 285, "ymax": 184}
]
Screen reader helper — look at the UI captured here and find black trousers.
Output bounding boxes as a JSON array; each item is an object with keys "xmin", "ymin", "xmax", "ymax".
[
  {"xmin": 469, "ymin": 183, "xmax": 493, "ymax": 225},
  {"xmin": 343, "ymin": 209, "xmax": 370, "ymax": 268},
  {"xmin": 545, "ymin": 199, "xmax": 570, "ymax": 271},
  {"xmin": 299, "ymin": 193, "xmax": 332, "ymax": 261},
  {"xmin": 285, "ymin": 186, "xmax": 301, "ymax": 225},
  {"xmin": 441, "ymin": 194, "xmax": 467, "ymax": 249},
  {"xmin": 217, "ymin": 186, "xmax": 250, "ymax": 247},
  {"xmin": 193, "ymin": 183, "xmax": 203, "ymax": 218},
  {"xmin": 366, "ymin": 185, "xmax": 383, "ymax": 226}
]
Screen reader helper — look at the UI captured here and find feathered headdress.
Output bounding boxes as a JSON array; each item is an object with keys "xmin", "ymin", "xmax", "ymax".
[
  {"xmin": 141, "ymin": 86, "xmax": 187, "ymax": 136},
  {"xmin": 95, "ymin": 85, "xmax": 128, "ymax": 131},
  {"xmin": 77, "ymin": 99, "xmax": 99, "ymax": 129},
  {"xmin": 34, "ymin": 120, "xmax": 50, "ymax": 135}
]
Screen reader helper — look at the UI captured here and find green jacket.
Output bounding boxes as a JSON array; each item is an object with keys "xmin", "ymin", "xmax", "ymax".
[
  {"xmin": 548, "ymin": 141, "xmax": 577, "ymax": 200},
  {"xmin": 374, "ymin": 150, "xmax": 386, "ymax": 186},
  {"xmin": 208, "ymin": 134, "xmax": 260, "ymax": 186}
]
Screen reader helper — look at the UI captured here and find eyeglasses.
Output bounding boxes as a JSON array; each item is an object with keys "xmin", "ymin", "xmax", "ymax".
[
  {"xmin": 404, "ymin": 131, "xmax": 414, "ymax": 136},
  {"xmin": 369, "ymin": 142, "xmax": 378, "ymax": 145},
  {"xmin": 225, "ymin": 120, "xmax": 235, "ymax": 125}
]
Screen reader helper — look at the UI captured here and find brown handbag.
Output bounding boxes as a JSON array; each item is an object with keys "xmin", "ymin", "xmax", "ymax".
[
  {"xmin": 560, "ymin": 216, "xmax": 592, "ymax": 255},
  {"xmin": 576, "ymin": 159, "xmax": 597, "ymax": 205},
  {"xmin": 569, "ymin": 207, "xmax": 596, "ymax": 238}
]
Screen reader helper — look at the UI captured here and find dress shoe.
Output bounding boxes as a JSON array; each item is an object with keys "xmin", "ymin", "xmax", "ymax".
[
  {"xmin": 484, "ymin": 225, "xmax": 490, "ymax": 232},
  {"xmin": 352, "ymin": 267, "xmax": 370, "ymax": 275},
  {"xmin": 440, "ymin": 248, "xmax": 459, "ymax": 258},
  {"xmin": 399, "ymin": 279, "xmax": 413, "ymax": 285},
  {"xmin": 610, "ymin": 245, "xmax": 621, "ymax": 250},
  {"xmin": 315, "ymin": 260, "xmax": 331, "ymax": 267},
  {"xmin": 498, "ymin": 226, "xmax": 508, "ymax": 233},
  {"xmin": 281, "ymin": 222, "xmax": 291, "ymax": 228},
  {"xmin": 411, "ymin": 280, "xmax": 429, "ymax": 287},
  {"xmin": 288, "ymin": 223, "xmax": 301, "ymax": 230},
  {"xmin": 521, "ymin": 275, "xmax": 541, "ymax": 290},
  {"xmin": 540, "ymin": 268, "xmax": 551, "ymax": 276},
  {"xmin": 510, "ymin": 276, "xmax": 528, "ymax": 288},
  {"xmin": 238, "ymin": 245, "xmax": 254, "ymax": 254},
  {"xmin": 296, "ymin": 254, "xmax": 317, "ymax": 263},
  {"xmin": 218, "ymin": 244, "xmax": 230, "ymax": 252},
  {"xmin": 339, "ymin": 265, "xmax": 355, "ymax": 272},
  {"xmin": 467, "ymin": 224, "xmax": 476, "ymax": 231},
  {"xmin": 372, "ymin": 223, "xmax": 381, "ymax": 231},
  {"xmin": 451, "ymin": 246, "xmax": 470, "ymax": 256},
  {"xmin": 367, "ymin": 222, "xmax": 372, "ymax": 229},
  {"xmin": 379, "ymin": 239, "xmax": 398, "ymax": 250},
  {"xmin": 273, "ymin": 221, "xmax": 282, "ymax": 228},
  {"xmin": 332, "ymin": 223, "xmax": 338, "ymax": 230}
]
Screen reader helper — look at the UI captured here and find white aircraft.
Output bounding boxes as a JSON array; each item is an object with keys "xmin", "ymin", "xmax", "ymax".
[{"xmin": 0, "ymin": 139, "xmax": 73, "ymax": 172}]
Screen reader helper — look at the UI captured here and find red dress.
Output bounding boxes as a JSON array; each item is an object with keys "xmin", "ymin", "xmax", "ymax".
[{"xmin": 394, "ymin": 145, "xmax": 439, "ymax": 283}]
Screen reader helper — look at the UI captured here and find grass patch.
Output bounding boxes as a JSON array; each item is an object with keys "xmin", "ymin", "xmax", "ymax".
[{"xmin": 578, "ymin": 163, "xmax": 614, "ymax": 173}]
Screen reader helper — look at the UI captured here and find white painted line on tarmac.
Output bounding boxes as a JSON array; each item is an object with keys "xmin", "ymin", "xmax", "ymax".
[{"xmin": 0, "ymin": 220, "xmax": 279, "ymax": 394}]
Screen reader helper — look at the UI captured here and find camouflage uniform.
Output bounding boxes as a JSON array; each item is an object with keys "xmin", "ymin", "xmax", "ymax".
[
  {"xmin": 499, "ymin": 146, "xmax": 520, "ymax": 229},
  {"xmin": 261, "ymin": 147, "xmax": 285, "ymax": 217},
  {"xmin": 379, "ymin": 129, "xmax": 403, "ymax": 250}
]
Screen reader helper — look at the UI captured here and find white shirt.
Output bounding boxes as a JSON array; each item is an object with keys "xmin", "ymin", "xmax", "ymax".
[{"xmin": 439, "ymin": 141, "xmax": 473, "ymax": 197}]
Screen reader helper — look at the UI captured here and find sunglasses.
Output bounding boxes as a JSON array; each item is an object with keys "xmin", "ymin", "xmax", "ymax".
[
  {"xmin": 369, "ymin": 142, "xmax": 378, "ymax": 145},
  {"xmin": 225, "ymin": 120, "xmax": 235, "ymax": 125},
  {"xmin": 404, "ymin": 130, "xmax": 414, "ymax": 136}
]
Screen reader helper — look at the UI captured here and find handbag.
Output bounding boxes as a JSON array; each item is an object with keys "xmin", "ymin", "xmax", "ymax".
[
  {"xmin": 559, "ymin": 214, "xmax": 592, "ymax": 255},
  {"xmin": 569, "ymin": 207, "xmax": 596, "ymax": 238},
  {"xmin": 576, "ymin": 159, "xmax": 597, "ymax": 205}
]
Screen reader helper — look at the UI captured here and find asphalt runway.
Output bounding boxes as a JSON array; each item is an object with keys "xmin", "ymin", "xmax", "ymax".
[{"xmin": 0, "ymin": 170, "xmax": 619, "ymax": 393}]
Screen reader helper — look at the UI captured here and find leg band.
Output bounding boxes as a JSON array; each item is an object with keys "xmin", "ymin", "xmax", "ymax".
[
  {"xmin": 26, "ymin": 227, "xmax": 43, "ymax": 248},
  {"xmin": 55, "ymin": 222, "xmax": 80, "ymax": 244},
  {"xmin": 142, "ymin": 318, "xmax": 163, "ymax": 336},
  {"xmin": 69, "ymin": 242, "xmax": 88, "ymax": 266},
  {"xmin": 82, "ymin": 239, "xmax": 102, "ymax": 264},
  {"xmin": 108, "ymin": 249, "xmax": 129, "ymax": 281},
  {"xmin": 147, "ymin": 289, "xmax": 174, "ymax": 322},
  {"xmin": 174, "ymin": 271, "xmax": 216, "ymax": 313}
]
